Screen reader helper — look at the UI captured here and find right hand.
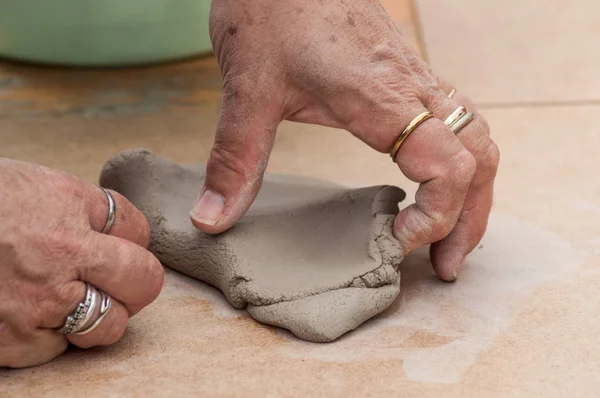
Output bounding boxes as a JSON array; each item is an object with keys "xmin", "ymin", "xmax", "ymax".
[
  {"xmin": 0, "ymin": 159, "xmax": 164, "ymax": 368},
  {"xmin": 191, "ymin": 0, "xmax": 500, "ymax": 281}
]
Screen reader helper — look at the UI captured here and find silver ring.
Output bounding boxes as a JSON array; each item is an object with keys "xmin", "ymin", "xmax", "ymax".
[
  {"xmin": 100, "ymin": 188, "xmax": 116, "ymax": 234},
  {"xmin": 443, "ymin": 106, "xmax": 467, "ymax": 129},
  {"xmin": 56, "ymin": 283, "xmax": 94, "ymax": 335},
  {"xmin": 449, "ymin": 112, "xmax": 475, "ymax": 134},
  {"xmin": 74, "ymin": 285, "xmax": 98, "ymax": 331},
  {"xmin": 56, "ymin": 284, "xmax": 112, "ymax": 336},
  {"xmin": 74, "ymin": 291, "xmax": 112, "ymax": 335}
]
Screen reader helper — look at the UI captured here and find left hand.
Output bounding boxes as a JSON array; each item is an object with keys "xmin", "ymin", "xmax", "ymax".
[{"xmin": 0, "ymin": 159, "xmax": 164, "ymax": 368}]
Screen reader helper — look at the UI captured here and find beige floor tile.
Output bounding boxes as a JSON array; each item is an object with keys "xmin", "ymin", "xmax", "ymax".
[
  {"xmin": 483, "ymin": 105, "xmax": 600, "ymax": 245},
  {"xmin": 416, "ymin": 0, "xmax": 600, "ymax": 104}
]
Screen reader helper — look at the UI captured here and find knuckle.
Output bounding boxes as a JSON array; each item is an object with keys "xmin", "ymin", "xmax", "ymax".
[
  {"xmin": 145, "ymin": 257, "xmax": 165, "ymax": 304},
  {"xmin": 110, "ymin": 190, "xmax": 151, "ymax": 247},
  {"xmin": 222, "ymin": 75, "xmax": 262, "ymax": 109},
  {"xmin": 475, "ymin": 115, "xmax": 491, "ymax": 135},
  {"xmin": 111, "ymin": 244, "xmax": 163, "ymax": 306},
  {"xmin": 84, "ymin": 238, "xmax": 126, "ymax": 279},
  {"xmin": 428, "ymin": 214, "xmax": 456, "ymax": 242},
  {"xmin": 405, "ymin": 55, "xmax": 433, "ymax": 79},
  {"xmin": 141, "ymin": 218, "xmax": 151, "ymax": 249},
  {"xmin": 53, "ymin": 169, "xmax": 85, "ymax": 196},
  {"xmin": 39, "ymin": 282, "xmax": 84, "ymax": 328},
  {"xmin": 43, "ymin": 230, "xmax": 87, "ymax": 269},
  {"xmin": 208, "ymin": 140, "xmax": 251, "ymax": 183},
  {"xmin": 423, "ymin": 89, "xmax": 447, "ymax": 115},
  {"xmin": 82, "ymin": 237, "xmax": 111, "ymax": 276},
  {"xmin": 473, "ymin": 138, "xmax": 501, "ymax": 179},
  {"xmin": 125, "ymin": 250, "xmax": 163, "ymax": 307},
  {"xmin": 449, "ymin": 148, "xmax": 476, "ymax": 187},
  {"xmin": 136, "ymin": 213, "xmax": 151, "ymax": 249},
  {"xmin": 434, "ymin": 75, "xmax": 454, "ymax": 94},
  {"xmin": 399, "ymin": 212, "xmax": 454, "ymax": 248},
  {"xmin": 114, "ymin": 238, "xmax": 133, "ymax": 261},
  {"xmin": 369, "ymin": 45, "xmax": 400, "ymax": 65},
  {"xmin": 482, "ymin": 140, "xmax": 501, "ymax": 170},
  {"xmin": 472, "ymin": 221, "xmax": 489, "ymax": 245}
]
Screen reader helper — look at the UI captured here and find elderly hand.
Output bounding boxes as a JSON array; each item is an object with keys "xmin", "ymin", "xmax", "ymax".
[
  {"xmin": 0, "ymin": 159, "xmax": 164, "ymax": 368},
  {"xmin": 190, "ymin": 0, "xmax": 499, "ymax": 281}
]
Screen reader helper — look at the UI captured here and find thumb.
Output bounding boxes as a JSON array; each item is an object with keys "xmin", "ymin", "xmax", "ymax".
[{"xmin": 190, "ymin": 89, "xmax": 281, "ymax": 234}]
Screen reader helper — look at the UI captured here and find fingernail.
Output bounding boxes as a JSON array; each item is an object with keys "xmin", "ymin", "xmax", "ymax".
[
  {"xmin": 190, "ymin": 189, "xmax": 225, "ymax": 226},
  {"xmin": 453, "ymin": 269, "xmax": 458, "ymax": 281}
]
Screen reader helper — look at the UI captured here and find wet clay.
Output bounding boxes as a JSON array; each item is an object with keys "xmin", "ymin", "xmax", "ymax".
[{"xmin": 100, "ymin": 149, "xmax": 406, "ymax": 342}]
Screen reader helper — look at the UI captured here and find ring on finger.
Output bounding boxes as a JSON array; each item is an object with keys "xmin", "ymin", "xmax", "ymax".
[
  {"xmin": 448, "ymin": 88, "xmax": 457, "ymax": 99},
  {"xmin": 390, "ymin": 111, "xmax": 434, "ymax": 160},
  {"xmin": 100, "ymin": 187, "xmax": 116, "ymax": 235},
  {"xmin": 443, "ymin": 105, "xmax": 467, "ymax": 129},
  {"xmin": 448, "ymin": 112, "xmax": 475, "ymax": 134},
  {"xmin": 74, "ymin": 290, "xmax": 112, "ymax": 336},
  {"xmin": 444, "ymin": 105, "xmax": 475, "ymax": 134},
  {"xmin": 55, "ymin": 283, "xmax": 112, "ymax": 335},
  {"xmin": 55, "ymin": 283, "xmax": 94, "ymax": 335}
]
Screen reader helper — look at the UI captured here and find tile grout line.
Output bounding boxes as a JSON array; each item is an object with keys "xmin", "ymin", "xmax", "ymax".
[
  {"xmin": 409, "ymin": 0, "xmax": 430, "ymax": 63},
  {"xmin": 478, "ymin": 99, "xmax": 600, "ymax": 110}
]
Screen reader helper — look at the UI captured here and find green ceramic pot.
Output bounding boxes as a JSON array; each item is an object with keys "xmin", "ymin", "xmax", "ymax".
[{"xmin": 0, "ymin": 0, "xmax": 212, "ymax": 66}]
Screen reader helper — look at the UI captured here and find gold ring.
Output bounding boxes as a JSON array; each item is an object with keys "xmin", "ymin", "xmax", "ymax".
[
  {"xmin": 449, "ymin": 112, "xmax": 475, "ymax": 134},
  {"xmin": 448, "ymin": 88, "xmax": 457, "ymax": 99},
  {"xmin": 389, "ymin": 111, "xmax": 434, "ymax": 160},
  {"xmin": 443, "ymin": 106, "xmax": 467, "ymax": 129}
]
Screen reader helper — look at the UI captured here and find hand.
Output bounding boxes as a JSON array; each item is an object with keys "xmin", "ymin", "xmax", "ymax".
[
  {"xmin": 190, "ymin": 0, "xmax": 500, "ymax": 281},
  {"xmin": 0, "ymin": 159, "xmax": 164, "ymax": 368}
]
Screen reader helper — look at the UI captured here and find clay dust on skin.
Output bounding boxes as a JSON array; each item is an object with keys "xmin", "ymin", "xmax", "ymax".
[{"xmin": 273, "ymin": 212, "xmax": 586, "ymax": 384}]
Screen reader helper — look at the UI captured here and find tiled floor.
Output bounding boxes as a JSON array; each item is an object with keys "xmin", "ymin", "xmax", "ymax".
[
  {"xmin": 2, "ymin": 1, "xmax": 599, "ymax": 397},
  {"xmin": 416, "ymin": 0, "xmax": 600, "ymax": 104}
]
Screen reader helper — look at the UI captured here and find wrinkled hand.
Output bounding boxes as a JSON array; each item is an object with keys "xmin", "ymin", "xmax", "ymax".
[
  {"xmin": 190, "ymin": 0, "xmax": 499, "ymax": 281},
  {"xmin": 0, "ymin": 159, "xmax": 164, "ymax": 368}
]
